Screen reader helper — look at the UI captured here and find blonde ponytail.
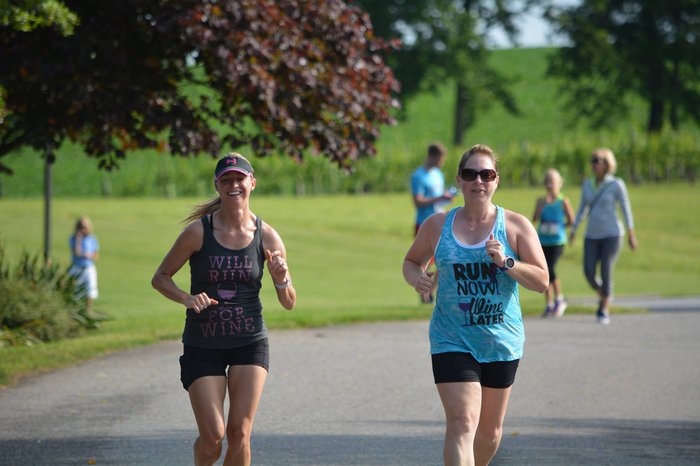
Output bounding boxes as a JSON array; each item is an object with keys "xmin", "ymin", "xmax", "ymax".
[{"xmin": 183, "ymin": 197, "xmax": 221, "ymax": 224}]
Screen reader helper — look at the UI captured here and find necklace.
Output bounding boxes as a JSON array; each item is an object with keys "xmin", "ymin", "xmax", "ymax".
[{"xmin": 462, "ymin": 205, "xmax": 494, "ymax": 231}]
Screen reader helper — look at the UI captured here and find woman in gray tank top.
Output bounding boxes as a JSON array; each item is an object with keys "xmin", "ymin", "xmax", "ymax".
[{"xmin": 152, "ymin": 153, "xmax": 296, "ymax": 466}]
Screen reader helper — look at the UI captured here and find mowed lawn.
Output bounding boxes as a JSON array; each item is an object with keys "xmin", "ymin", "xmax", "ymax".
[{"xmin": 1, "ymin": 184, "xmax": 699, "ymax": 384}]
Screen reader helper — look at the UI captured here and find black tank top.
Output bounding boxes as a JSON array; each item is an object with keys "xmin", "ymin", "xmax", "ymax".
[{"xmin": 182, "ymin": 214, "xmax": 267, "ymax": 348}]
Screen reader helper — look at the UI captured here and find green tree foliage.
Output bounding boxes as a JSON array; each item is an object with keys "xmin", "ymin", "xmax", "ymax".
[
  {"xmin": 0, "ymin": 0, "xmax": 399, "ymax": 174},
  {"xmin": 354, "ymin": 0, "xmax": 528, "ymax": 145},
  {"xmin": 0, "ymin": 0, "xmax": 78, "ymax": 34},
  {"xmin": 546, "ymin": 0, "xmax": 700, "ymax": 133},
  {"xmin": 0, "ymin": 0, "xmax": 79, "ymax": 124}
]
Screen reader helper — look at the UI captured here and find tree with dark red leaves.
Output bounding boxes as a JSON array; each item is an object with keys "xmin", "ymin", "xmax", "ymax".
[{"xmin": 0, "ymin": 0, "xmax": 400, "ymax": 174}]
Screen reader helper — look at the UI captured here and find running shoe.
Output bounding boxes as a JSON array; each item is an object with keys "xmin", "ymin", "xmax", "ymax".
[
  {"xmin": 554, "ymin": 298, "xmax": 567, "ymax": 317},
  {"xmin": 542, "ymin": 303, "xmax": 554, "ymax": 318},
  {"xmin": 596, "ymin": 308, "xmax": 610, "ymax": 324}
]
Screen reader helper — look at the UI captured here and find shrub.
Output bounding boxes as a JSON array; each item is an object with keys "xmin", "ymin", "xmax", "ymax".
[
  {"xmin": 0, "ymin": 280, "xmax": 79, "ymax": 345},
  {"xmin": 0, "ymin": 247, "xmax": 111, "ymax": 347}
]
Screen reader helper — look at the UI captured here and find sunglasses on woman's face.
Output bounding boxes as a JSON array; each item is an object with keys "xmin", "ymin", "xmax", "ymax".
[
  {"xmin": 591, "ymin": 157, "xmax": 605, "ymax": 164},
  {"xmin": 460, "ymin": 168, "xmax": 498, "ymax": 182}
]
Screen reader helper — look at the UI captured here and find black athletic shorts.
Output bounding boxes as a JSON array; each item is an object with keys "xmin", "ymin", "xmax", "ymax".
[
  {"xmin": 431, "ymin": 351, "xmax": 519, "ymax": 388},
  {"xmin": 179, "ymin": 338, "xmax": 269, "ymax": 391}
]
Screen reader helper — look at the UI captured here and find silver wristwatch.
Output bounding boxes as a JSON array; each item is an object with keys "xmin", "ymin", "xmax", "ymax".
[{"xmin": 499, "ymin": 256, "xmax": 515, "ymax": 272}]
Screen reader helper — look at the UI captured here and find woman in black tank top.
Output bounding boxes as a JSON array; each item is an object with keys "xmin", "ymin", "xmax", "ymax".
[{"xmin": 152, "ymin": 153, "xmax": 296, "ymax": 466}]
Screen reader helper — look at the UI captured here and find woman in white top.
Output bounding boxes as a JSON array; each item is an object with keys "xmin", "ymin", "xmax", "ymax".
[{"xmin": 569, "ymin": 148, "xmax": 637, "ymax": 324}]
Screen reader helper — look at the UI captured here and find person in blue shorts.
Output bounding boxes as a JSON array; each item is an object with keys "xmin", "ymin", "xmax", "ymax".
[
  {"xmin": 68, "ymin": 216, "xmax": 99, "ymax": 313},
  {"xmin": 152, "ymin": 153, "xmax": 296, "ymax": 466},
  {"xmin": 410, "ymin": 142, "xmax": 455, "ymax": 303},
  {"xmin": 532, "ymin": 168, "xmax": 575, "ymax": 317},
  {"xmin": 403, "ymin": 144, "xmax": 548, "ymax": 466},
  {"xmin": 569, "ymin": 148, "xmax": 637, "ymax": 324}
]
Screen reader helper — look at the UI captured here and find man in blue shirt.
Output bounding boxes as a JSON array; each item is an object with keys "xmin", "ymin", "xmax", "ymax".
[{"xmin": 410, "ymin": 142, "xmax": 454, "ymax": 303}]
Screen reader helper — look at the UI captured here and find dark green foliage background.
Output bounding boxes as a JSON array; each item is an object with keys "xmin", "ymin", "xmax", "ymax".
[{"xmin": 1, "ymin": 48, "xmax": 697, "ymax": 199}]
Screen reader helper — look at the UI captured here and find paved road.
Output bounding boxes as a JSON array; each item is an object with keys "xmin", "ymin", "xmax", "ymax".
[{"xmin": 1, "ymin": 308, "xmax": 700, "ymax": 465}]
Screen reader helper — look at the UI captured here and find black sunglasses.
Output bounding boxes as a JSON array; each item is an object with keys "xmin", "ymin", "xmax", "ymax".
[
  {"xmin": 460, "ymin": 168, "xmax": 498, "ymax": 182},
  {"xmin": 591, "ymin": 157, "xmax": 605, "ymax": 164}
]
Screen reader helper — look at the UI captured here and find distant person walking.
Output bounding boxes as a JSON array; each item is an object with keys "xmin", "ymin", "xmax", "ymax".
[
  {"xmin": 569, "ymin": 148, "xmax": 637, "ymax": 324},
  {"xmin": 68, "ymin": 216, "xmax": 99, "ymax": 313},
  {"xmin": 403, "ymin": 144, "xmax": 548, "ymax": 466},
  {"xmin": 532, "ymin": 168, "xmax": 575, "ymax": 317},
  {"xmin": 152, "ymin": 153, "xmax": 296, "ymax": 466},
  {"xmin": 410, "ymin": 142, "xmax": 455, "ymax": 303}
]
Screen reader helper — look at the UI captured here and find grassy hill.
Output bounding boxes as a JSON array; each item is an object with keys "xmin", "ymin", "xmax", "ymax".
[{"xmin": 4, "ymin": 47, "xmax": 691, "ymax": 198}]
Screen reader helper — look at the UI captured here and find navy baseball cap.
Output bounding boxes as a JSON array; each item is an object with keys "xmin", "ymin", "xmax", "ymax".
[{"xmin": 214, "ymin": 154, "xmax": 254, "ymax": 180}]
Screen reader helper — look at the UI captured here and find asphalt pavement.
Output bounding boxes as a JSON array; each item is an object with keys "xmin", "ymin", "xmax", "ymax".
[{"xmin": 1, "ymin": 302, "xmax": 700, "ymax": 465}]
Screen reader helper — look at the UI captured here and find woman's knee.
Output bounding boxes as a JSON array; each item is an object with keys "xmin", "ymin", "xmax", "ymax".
[
  {"xmin": 475, "ymin": 424, "xmax": 503, "ymax": 445},
  {"xmin": 196, "ymin": 428, "xmax": 225, "ymax": 457},
  {"xmin": 445, "ymin": 410, "xmax": 480, "ymax": 436},
  {"xmin": 226, "ymin": 420, "xmax": 253, "ymax": 451}
]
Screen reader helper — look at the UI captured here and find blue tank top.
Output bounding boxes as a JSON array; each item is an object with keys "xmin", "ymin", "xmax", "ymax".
[
  {"xmin": 182, "ymin": 215, "xmax": 268, "ymax": 349},
  {"xmin": 537, "ymin": 197, "xmax": 567, "ymax": 246},
  {"xmin": 430, "ymin": 206, "xmax": 524, "ymax": 362}
]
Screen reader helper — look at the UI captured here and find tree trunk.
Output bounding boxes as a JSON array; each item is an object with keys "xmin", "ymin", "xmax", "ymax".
[
  {"xmin": 670, "ymin": 99, "xmax": 678, "ymax": 130},
  {"xmin": 453, "ymin": 82, "xmax": 468, "ymax": 146},
  {"xmin": 43, "ymin": 143, "xmax": 53, "ymax": 264},
  {"xmin": 647, "ymin": 97, "xmax": 664, "ymax": 133},
  {"xmin": 639, "ymin": 3, "xmax": 664, "ymax": 134},
  {"xmin": 670, "ymin": 56, "xmax": 680, "ymax": 130}
]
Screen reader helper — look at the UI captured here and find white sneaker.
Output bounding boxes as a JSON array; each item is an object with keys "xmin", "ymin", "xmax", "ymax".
[
  {"xmin": 554, "ymin": 298, "xmax": 567, "ymax": 317},
  {"xmin": 596, "ymin": 308, "xmax": 610, "ymax": 324}
]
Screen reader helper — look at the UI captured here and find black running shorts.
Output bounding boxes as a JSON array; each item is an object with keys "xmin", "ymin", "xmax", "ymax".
[
  {"xmin": 179, "ymin": 338, "xmax": 269, "ymax": 390},
  {"xmin": 431, "ymin": 351, "xmax": 519, "ymax": 388}
]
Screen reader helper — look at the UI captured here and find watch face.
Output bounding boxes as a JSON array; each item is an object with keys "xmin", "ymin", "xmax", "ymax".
[{"xmin": 506, "ymin": 257, "xmax": 515, "ymax": 268}]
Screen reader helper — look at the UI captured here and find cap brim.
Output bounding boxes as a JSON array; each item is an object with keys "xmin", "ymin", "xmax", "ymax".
[{"xmin": 216, "ymin": 167, "xmax": 253, "ymax": 179}]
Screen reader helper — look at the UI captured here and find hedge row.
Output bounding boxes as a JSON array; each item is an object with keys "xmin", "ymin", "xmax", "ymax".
[
  {"xmin": 206, "ymin": 130, "xmax": 700, "ymax": 195},
  {"xmin": 0, "ymin": 130, "xmax": 697, "ymax": 198}
]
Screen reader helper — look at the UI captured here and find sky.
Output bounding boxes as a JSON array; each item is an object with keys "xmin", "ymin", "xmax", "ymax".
[{"xmin": 489, "ymin": 1, "xmax": 580, "ymax": 48}]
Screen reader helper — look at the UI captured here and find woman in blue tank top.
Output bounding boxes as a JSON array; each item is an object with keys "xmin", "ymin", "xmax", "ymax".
[
  {"xmin": 152, "ymin": 153, "xmax": 296, "ymax": 466},
  {"xmin": 403, "ymin": 144, "xmax": 548, "ymax": 466},
  {"xmin": 532, "ymin": 168, "xmax": 575, "ymax": 318}
]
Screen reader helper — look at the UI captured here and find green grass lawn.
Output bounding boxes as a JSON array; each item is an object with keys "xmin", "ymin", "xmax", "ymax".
[{"xmin": 1, "ymin": 184, "xmax": 699, "ymax": 385}]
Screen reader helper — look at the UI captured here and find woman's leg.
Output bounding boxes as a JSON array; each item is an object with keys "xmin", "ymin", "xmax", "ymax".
[
  {"xmin": 223, "ymin": 365, "xmax": 268, "ymax": 466},
  {"xmin": 598, "ymin": 236, "xmax": 622, "ymax": 305},
  {"xmin": 437, "ymin": 382, "xmax": 482, "ymax": 466},
  {"xmin": 545, "ymin": 283, "xmax": 554, "ymax": 307},
  {"xmin": 541, "ymin": 246, "xmax": 554, "ymax": 315},
  {"xmin": 583, "ymin": 238, "xmax": 603, "ymax": 293},
  {"xmin": 188, "ymin": 376, "xmax": 228, "ymax": 466},
  {"xmin": 551, "ymin": 278, "xmax": 561, "ymax": 298},
  {"xmin": 474, "ymin": 387, "xmax": 512, "ymax": 466}
]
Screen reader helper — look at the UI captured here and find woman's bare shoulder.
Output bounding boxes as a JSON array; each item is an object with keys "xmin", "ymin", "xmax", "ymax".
[
  {"xmin": 425, "ymin": 210, "xmax": 449, "ymax": 228},
  {"xmin": 504, "ymin": 209, "xmax": 535, "ymax": 231}
]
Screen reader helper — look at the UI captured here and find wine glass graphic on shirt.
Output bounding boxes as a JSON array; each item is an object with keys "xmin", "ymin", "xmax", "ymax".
[
  {"xmin": 217, "ymin": 281, "xmax": 237, "ymax": 300},
  {"xmin": 459, "ymin": 299, "xmax": 472, "ymax": 326}
]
